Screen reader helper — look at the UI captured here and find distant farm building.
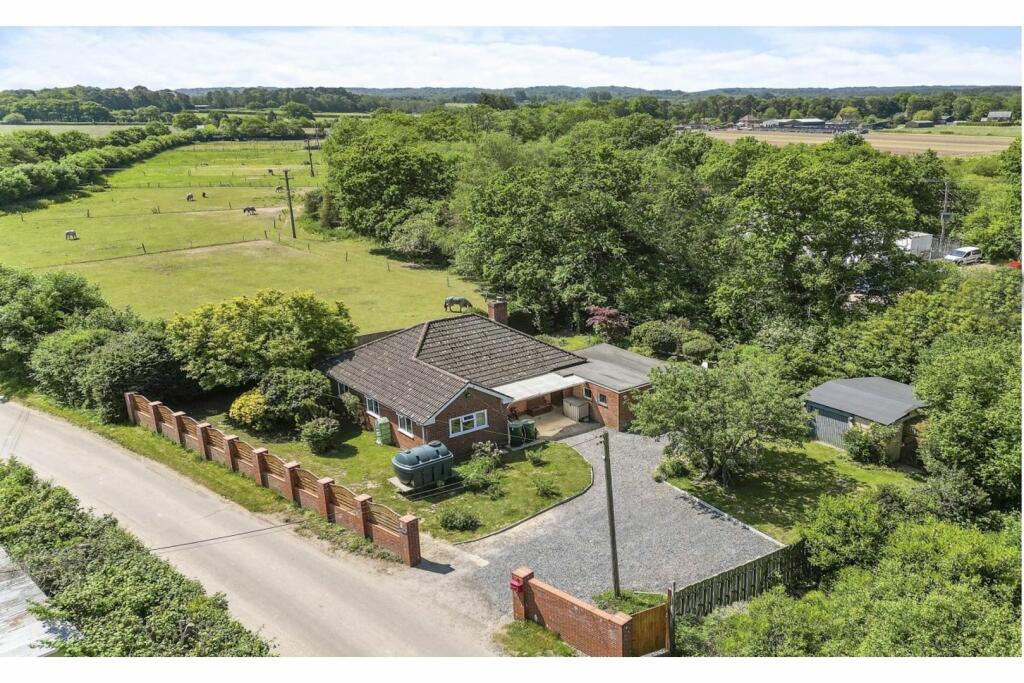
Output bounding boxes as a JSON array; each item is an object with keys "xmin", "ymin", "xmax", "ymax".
[
  {"xmin": 982, "ymin": 110, "xmax": 1012, "ymax": 122},
  {"xmin": 737, "ymin": 114, "xmax": 761, "ymax": 129},
  {"xmin": 907, "ymin": 120, "xmax": 935, "ymax": 128}
]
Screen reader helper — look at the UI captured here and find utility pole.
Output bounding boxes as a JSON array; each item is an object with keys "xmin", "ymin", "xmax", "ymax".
[
  {"xmin": 939, "ymin": 178, "xmax": 951, "ymax": 255},
  {"xmin": 305, "ymin": 138, "xmax": 316, "ymax": 178},
  {"xmin": 283, "ymin": 169, "xmax": 297, "ymax": 239},
  {"xmin": 602, "ymin": 431, "xmax": 621, "ymax": 597}
]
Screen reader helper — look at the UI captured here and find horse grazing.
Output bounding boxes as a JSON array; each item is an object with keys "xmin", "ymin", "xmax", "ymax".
[
  {"xmin": 444, "ymin": 296, "xmax": 472, "ymax": 312},
  {"xmin": 275, "ymin": 185, "xmax": 285, "ymax": 192},
  {"xmin": 201, "ymin": 192, "xmax": 208, "ymax": 199},
  {"xmin": 242, "ymin": 206, "xmax": 257, "ymax": 216},
  {"xmin": 64, "ymin": 229, "xmax": 78, "ymax": 241},
  {"xmin": 267, "ymin": 169, "xmax": 274, "ymax": 175},
  {"xmin": 185, "ymin": 192, "xmax": 195, "ymax": 202}
]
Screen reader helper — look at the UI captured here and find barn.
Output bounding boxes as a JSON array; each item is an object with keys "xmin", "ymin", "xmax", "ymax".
[{"xmin": 805, "ymin": 377, "xmax": 925, "ymax": 455}]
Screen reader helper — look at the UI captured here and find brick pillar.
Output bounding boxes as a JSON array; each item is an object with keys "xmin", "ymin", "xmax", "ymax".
[
  {"xmin": 196, "ymin": 422, "xmax": 211, "ymax": 459},
  {"xmin": 615, "ymin": 612, "xmax": 633, "ymax": 657},
  {"xmin": 353, "ymin": 494, "xmax": 373, "ymax": 537},
  {"xmin": 282, "ymin": 461, "xmax": 301, "ymax": 502},
  {"xmin": 251, "ymin": 448, "xmax": 268, "ymax": 484},
  {"xmin": 511, "ymin": 567, "xmax": 535, "ymax": 621},
  {"xmin": 146, "ymin": 401, "xmax": 162, "ymax": 434},
  {"xmin": 398, "ymin": 514, "xmax": 421, "ymax": 567},
  {"xmin": 223, "ymin": 435, "xmax": 239, "ymax": 471},
  {"xmin": 124, "ymin": 392, "xmax": 137, "ymax": 424},
  {"xmin": 171, "ymin": 411, "xmax": 186, "ymax": 446},
  {"xmin": 316, "ymin": 477, "xmax": 334, "ymax": 519}
]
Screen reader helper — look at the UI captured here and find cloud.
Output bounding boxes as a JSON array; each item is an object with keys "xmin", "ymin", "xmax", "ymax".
[{"xmin": 0, "ymin": 27, "xmax": 1018, "ymax": 90}]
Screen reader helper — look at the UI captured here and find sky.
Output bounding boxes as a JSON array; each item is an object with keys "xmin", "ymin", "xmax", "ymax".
[{"xmin": 0, "ymin": 27, "xmax": 1019, "ymax": 91}]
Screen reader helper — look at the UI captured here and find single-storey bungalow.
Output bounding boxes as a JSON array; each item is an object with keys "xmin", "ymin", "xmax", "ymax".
[
  {"xmin": 805, "ymin": 377, "xmax": 926, "ymax": 460},
  {"xmin": 320, "ymin": 302, "xmax": 664, "ymax": 456},
  {"xmin": 982, "ymin": 110, "xmax": 1012, "ymax": 122}
]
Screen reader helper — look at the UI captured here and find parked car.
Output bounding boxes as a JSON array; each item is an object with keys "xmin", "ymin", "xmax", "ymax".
[{"xmin": 944, "ymin": 246, "xmax": 983, "ymax": 265}]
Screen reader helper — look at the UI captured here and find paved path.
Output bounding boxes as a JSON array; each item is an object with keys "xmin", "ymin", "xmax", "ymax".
[
  {"xmin": 460, "ymin": 429, "xmax": 781, "ymax": 612},
  {"xmin": 0, "ymin": 401, "xmax": 497, "ymax": 656}
]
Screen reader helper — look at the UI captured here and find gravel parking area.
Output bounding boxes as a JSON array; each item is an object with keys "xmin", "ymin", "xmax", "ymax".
[{"xmin": 456, "ymin": 429, "xmax": 781, "ymax": 614}]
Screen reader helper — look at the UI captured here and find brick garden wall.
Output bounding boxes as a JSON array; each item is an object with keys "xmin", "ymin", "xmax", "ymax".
[
  {"xmin": 124, "ymin": 391, "xmax": 421, "ymax": 566},
  {"xmin": 510, "ymin": 567, "xmax": 634, "ymax": 657}
]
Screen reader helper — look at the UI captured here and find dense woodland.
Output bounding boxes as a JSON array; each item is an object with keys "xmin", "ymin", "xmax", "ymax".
[{"xmin": 2, "ymin": 84, "xmax": 1020, "ymax": 123}]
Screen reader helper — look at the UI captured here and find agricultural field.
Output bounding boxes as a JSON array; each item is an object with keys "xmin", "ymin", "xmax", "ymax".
[
  {"xmin": 0, "ymin": 122, "xmax": 140, "ymax": 136},
  {"xmin": 706, "ymin": 128, "xmax": 1016, "ymax": 156},
  {"xmin": 876, "ymin": 125, "xmax": 1021, "ymax": 137},
  {"xmin": 0, "ymin": 140, "xmax": 478, "ymax": 332}
]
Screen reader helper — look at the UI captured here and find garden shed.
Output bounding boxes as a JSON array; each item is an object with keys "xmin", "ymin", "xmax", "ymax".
[{"xmin": 805, "ymin": 377, "xmax": 926, "ymax": 456}]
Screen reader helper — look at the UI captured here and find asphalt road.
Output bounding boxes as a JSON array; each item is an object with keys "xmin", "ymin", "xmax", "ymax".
[{"xmin": 0, "ymin": 401, "xmax": 497, "ymax": 656}]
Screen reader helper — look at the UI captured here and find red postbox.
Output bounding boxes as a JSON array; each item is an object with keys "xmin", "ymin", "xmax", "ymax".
[{"xmin": 510, "ymin": 575, "xmax": 525, "ymax": 593}]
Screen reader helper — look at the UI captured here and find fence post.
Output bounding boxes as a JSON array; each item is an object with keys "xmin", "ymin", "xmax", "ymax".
[
  {"xmin": 399, "ymin": 514, "xmax": 421, "ymax": 566},
  {"xmin": 171, "ymin": 411, "xmax": 186, "ymax": 446},
  {"xmin": 282, "ymin": 461, "xmax": 301, "ymax": 502},
  {"xmin": 316, "ymin": 477, "xmax": 334, "ymax": 519},
  {"xmin": 251, "ymin": 448, "xmax": 268, "ymax": 484},
  {"xmin": 146, "ymin": 401, "xmax": 162, "ymax": 434},
  {"xmin": 124, "ymin": 392, "xmax": 137, "ymax": 424},
  {"xmin": 223, "ymin": 435, "xmax": 239, "ymax": 471},
  {"xmin": 196, "ymin": 422, "xmax": 212, "ymax": 459},
  {"xmin": 353, "ymin": 494, "xmax": 373, "ymax": 537},
  {"xmin": 510, "ymin": 567, "xmax": 535, "ymax": 621}
]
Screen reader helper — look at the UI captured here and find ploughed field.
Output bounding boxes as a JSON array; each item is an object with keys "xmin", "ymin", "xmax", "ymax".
[
  {"xmin": 706, "ymin": 128, "xmax": 1016, "ymax": 156},
  {"xmin": 0, "ymin": 141, "xmax": 477, "ymax": 332}
]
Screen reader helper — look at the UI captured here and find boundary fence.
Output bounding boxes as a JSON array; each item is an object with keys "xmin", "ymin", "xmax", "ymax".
[{"xmin": 124, "ymin": 391, "xmax": 420, "ymax": 566}]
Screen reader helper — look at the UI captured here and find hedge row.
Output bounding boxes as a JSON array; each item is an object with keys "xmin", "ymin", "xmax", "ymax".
[{"xmin": 0, "ymin": 459, "xmax": 271, "ymax": 656}]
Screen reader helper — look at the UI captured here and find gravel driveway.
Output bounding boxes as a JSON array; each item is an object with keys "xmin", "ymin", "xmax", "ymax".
[{"xmin": 456, "ymin": 429, "xmax": 781, "ymax": 613}]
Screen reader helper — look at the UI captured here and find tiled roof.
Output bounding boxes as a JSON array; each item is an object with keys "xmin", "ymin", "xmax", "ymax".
[
  {"xmin": 416, "ymin": 315, "xmax": 584, "ymax": 388},
  {"xmin": 321, "ymin": 314, "xmax": 585, "ymax": 423}
]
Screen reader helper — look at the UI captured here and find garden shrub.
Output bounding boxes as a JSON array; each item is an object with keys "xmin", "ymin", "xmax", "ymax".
[
  {"xmin": 526, "ymin": 449, "xmax": 544, "ymax": 466},
  {"xmin": 438, "ymin": 506, "xmax": 481, "ymax": 532},
  {"xmin": 28, "ymin": 327, "xmax": 112, "ymax": 406},
  {"xmin": 228, "ymin": 389, "xmax": 270, "ymax": 431},
  {"xmin": 0, "ymin": 459, "xmax": 270, "ymax": 656},
  {"xmin": 300, "ymin": 417, "xmax": 341, "ymax": 454},
  {"xmin": 258, "ymin": 367, "xmax": 330, "ymax": 428},
  {"xmin": 654, "ymin": 456, "xmax": 689, "ymax": 481},
  {"xmin": 456, "ymin": 441, "xmax": 504, "ymax": 495},
  {"xmin": 802, "ymin": 493, "xmax": 889, "ymax": 574},
  {"xmin": 532, "ymin": 474, "xmax": 560, "ymax": 499},
  {"xmin": 339, "ymin": 391, "xmax": 363, "ymax": 425},
  {"xmin": 844, "ymin": 424, "xmax": 899, "ymax": 465}
]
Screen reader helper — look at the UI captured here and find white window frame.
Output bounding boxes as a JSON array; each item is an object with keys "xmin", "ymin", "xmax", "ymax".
[
  {"xmin": 365, "ymin": 397, "xmax": 381, "ymax": 418},
  {"xmin": 397, "ymin": 414, "xmax": 414, "ymax": 436},
  {"xmin": 583, "ymin": 386, "xmax": 593, "ymax": 400},
  {"xmin": 597, "ymin": 392, "xmax": 609, "ymax": 407},
  {"xmin": 449, "ymin": 409, "xmax": 488, "ymax": 437}
]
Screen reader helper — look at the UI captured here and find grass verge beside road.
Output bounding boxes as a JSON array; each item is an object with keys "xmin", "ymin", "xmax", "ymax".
[
  {"xmin": 666, "ymin": 441, "xmax": 921, "ymax": 544},
  {"xmin": 493, "ymin": 621, "xmax": 577, "ymax": 657}
]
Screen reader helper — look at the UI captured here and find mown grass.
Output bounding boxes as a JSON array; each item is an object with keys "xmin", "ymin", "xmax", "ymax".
[
  {"xmin": 667, "ymin": 441, "xmax": 921, "ymax": 544},
  {"xmin": 0, "ymin": 122, "xmax": 141, "ymax": 136},
  {"xmin": 493, "ymin": 621, "xmax": 577, "ymax": 657},
  {"xmin": 535, "ymin": 334, "xmax": 602, "ymax": 352},
  {"xmin": 876, "ymin": 125, "xmax": 1021, "ymax": 137},
  {"xmin": 1, "ymin": 141, "xmax": 478, "ymax": 332},
  {"xmin": 178, "ymin": 391, "xmax": 593, "ymax": 542}
]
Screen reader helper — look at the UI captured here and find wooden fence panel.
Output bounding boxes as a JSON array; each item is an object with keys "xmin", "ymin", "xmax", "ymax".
[
  {"xmin": 671, "ymin": 540, "xmax": 812, "ymax": 619},
  {"xmin": 367, "ymin": 502, "xmax": 400, "ymax": 533},
  {"xmin": 294, "ymin": 468, "xmax": 322, "ymax": 510},
  {"xmin": 632, "ymin": 602, "xmax": 669, "ymax": 656}
]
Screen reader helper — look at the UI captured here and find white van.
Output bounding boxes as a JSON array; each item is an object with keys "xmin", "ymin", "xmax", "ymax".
[{"xmin": 944, "ymin": 246, "xmax": 983, "ymax": 265}]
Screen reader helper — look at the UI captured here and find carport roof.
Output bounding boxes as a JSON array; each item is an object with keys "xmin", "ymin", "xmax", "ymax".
[
  {"xmin": 557, "ymin": 343, "xmax": 666, "ymax": 392},
  {"xmin": 805, "ymin": 377, "xmax": 925, "ymax": 425}
]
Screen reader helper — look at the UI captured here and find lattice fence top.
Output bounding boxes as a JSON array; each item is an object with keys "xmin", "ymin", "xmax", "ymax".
[
  {"xmin": 330, "ymin": 483, "xmax": 357, "ymax": 511},
  {"xmin": 206, "ymin": 428, "xmax": 225, "ymax": 448},
  {"xmin": 235, "ymin": 439, "xmax": 254, "ymax": 458},
  {"xmin": 156, "ymin": 404, "xmax": 176, "ymax": 423},
  {"xmin": 132, "ymin": 395, "xmax": 150, "ymax": 411},
  {"xmin": 181, "ymin": 415, "xmax": 198, "ymax": 435},
  {"xmin": 295, "ymin": 468, "xmax": 320, "ymax": 493},
  {"xmin": 263, "ymin": 453, "xmax": 286, "ymax": 477},
  {"xmin": 368, "ymin": 502, "xmax": 401, "ymax": 532}
]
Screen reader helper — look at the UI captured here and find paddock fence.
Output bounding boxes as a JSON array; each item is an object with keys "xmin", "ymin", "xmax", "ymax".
[{"xmin": 123, "ymin": 391, "xmax": 420, "ymax": 565}]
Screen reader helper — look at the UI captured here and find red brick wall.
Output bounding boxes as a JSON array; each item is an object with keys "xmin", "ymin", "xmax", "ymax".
[
  {"xmin": 511, "ymin": 567, "xmax": 633, "ymax": 657},
  {"xmin": 566, "ymin": 383, "xmax": 649, "ymax": 431},
  {"xmin": 423, "ymin": 387, "xmax": 507, "ymax": 458}
]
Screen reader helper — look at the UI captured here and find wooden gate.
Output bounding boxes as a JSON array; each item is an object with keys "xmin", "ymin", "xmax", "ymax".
[{"xmin": 630, "ymin": 602, "xmax": 669, "ymax": 656}]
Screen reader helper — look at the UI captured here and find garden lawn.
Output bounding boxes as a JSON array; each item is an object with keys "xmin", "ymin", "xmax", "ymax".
[
  {"xmin": 667, "ymin": 441, "xmax": 921, "ymax": 544},
  {"xmin": 493, "ymin": 621, "xmax": 577, "ymax": 657},
  {"xmin": 179, "ymin": 392, "xmax": 593, "ymax": 542}
]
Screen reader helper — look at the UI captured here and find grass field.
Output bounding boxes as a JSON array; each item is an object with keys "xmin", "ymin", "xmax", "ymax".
[
  {"xmin": 876, "ymin": 125, "xmax": 1021, "ymax": 137},
  {"xmin": 0, "ymin": 122, "xmax": 143, "ymax": 136},
  {"xmin": 706, "ymin": 129, "xmax": 1015, "ymax": 157},
  {"xmin": 667, "ymin": 441, "xmax": 921, "ymax": 543},
  {"xmin": 0, "ymin": 140, "xmax": 478, "ymax": 332}
]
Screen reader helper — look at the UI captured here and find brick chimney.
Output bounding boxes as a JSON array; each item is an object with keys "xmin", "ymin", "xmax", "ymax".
[{"xmin": 487, "ymin": 298, "xmax": 508, "ymax": 325}]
